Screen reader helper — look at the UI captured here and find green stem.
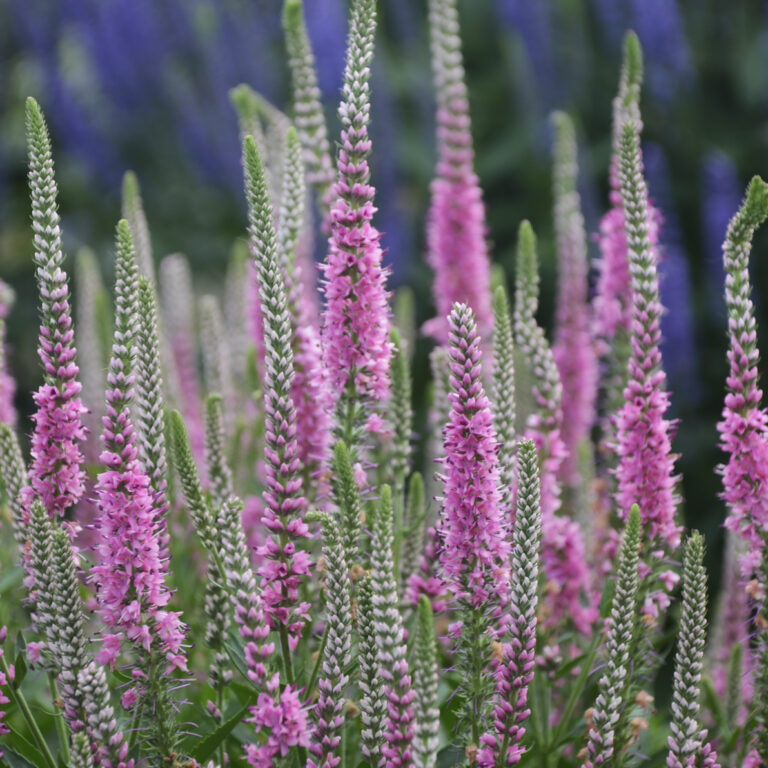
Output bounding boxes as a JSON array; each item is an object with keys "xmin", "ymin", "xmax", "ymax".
[
  {"xmin": 47, "ymin": 673, "xmax": 70, "ymax": 764},
  {"xmin": 307, "ymin": 623, "xmax": 330, "ymax": 696},
  {"xmin": 278, "ymin": 624, "xmax": 308, "ymax": 768},
  {"xmin": 217, "ymin": 683, "xmax": 225, "ymax": 768},
  {"xmin": 0, "ymin": 653, "xmax": 57, "ymax": 768}
]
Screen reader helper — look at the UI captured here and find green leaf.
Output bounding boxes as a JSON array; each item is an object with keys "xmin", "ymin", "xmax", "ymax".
[
  {"xmin": 12, "ymin": 651, "xmax": 27, "ymax": 688},
  {"xmin": 187, "ymin": 695, "xmax": 257, "ymax": 763},
  {"xmin": 3, "ymin": 724, "xmax": 45, "ymax": 767},
  {"xmin": 224, "ymin": 634, "xmax": 250, "ymax": 684},
  {"xmin": 0, "ymin": 568, "xmax": 23, "ymax": 594},
  {"xmin": 0, "ymin": 745, "xmax": 36, "ymax": 768}
]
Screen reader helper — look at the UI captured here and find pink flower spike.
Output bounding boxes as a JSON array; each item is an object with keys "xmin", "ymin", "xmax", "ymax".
[
  {"xmin": 321, "ymin": 0, "xmax": 392, "ymax": 412},
  {"xmin": 23, "ymin": 98, "xmax": 87, "ymax": 519},
  {"xmin": 91, "ymin": 221, "xmax": 187, "ymax": 686},
  {"xmin": 613, "ymin": 73, "xmax": 681, "ymax": 552},
  {"xmin": 439, "ymin": 302, "xmax": 509, "ymax": 607},
  {"xmin": 716, "ymin": 176, "xmax": 768, "ymax": 570},
  {"xmin": 423, "ymin": 0, "xmax": 492, "ymax": 343}
]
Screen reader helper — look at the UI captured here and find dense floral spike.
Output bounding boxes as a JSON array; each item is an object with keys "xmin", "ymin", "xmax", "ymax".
[
  {"xmin": 308, "ymin": 512, "xmax": 352, "ymax": 768},
  {"xmin": 614, "ymin": 37, "xmax": 681, "ymax": 551},
  {"xmin": 77, "ymin": 662, "xmax": 133, "ymax": 768},
  {"xmin": 50, "ymin": 526, "xmax": 89, "ymax": 731},
  {"xmin": 199, "ymin": 295, "xmax": 234, "ymax": 416},
  {"xmin": 330, "ymin": 441, "xmax": 363, "ymax": 574},
  {"xmin": 75, "ymin": 249, "xmax": 107, "ymax": 460},
  {"xmin": 412, "ymin": 596, "xmax": 439, "ymax": 768},
  {"xmin": 480, "ymin": 439, "xmax": 542, "ymax": 768},
  {"xmin": 121, "ymin": 171, "xmax": 156, "ymax": 287},
  {"xmin": 91, "ymin": 221, "xmax": 186, "ymax": 681},
  {"xmin": 135, "ymin": 277, "xmax": 169, "ymax": 519},
  {"xmin": 159, "ymin": 253, "xmax": 205, "ymax": 465},
  {"xmin": 0, "ymin": 423, "xmax": 28, "ymax": 551},
  {"xmin": 668, "ymin": 532, "xmax": 716, "ymax": 768},
  {"xmin": 593, "ymin": 32, "xmax": 646, "ymax": 358},
  {"xmin": 321, "ymin": 0, "xmax": 393, "ymax": 416},
  {"xmin": 716, "ymin": 176, "xmax": 768, "ymax": 572},
  {"xmin": 583, "ymin": 506, "xmax": 642, "ymax": 768},
  {"xmin": 389, "ymin": 328, "xmax": 413, "ymax": 501},
  {"xmin": 27, "ymin": 501, "xmax": 58, "ymax": 660},
  {"xmin": 0, "ymin": 281, "xmax": 16, "ymax": 427},
  {"xmin": 70, "ymin": 731, "xmax": 94, "ymax": 768},
  {"xmin": 440, "ymin": 302, "xmax": 509, "ymax": 604},
  {"xmin": 243, "ymin": 135, "xmax": 310, "ymax": 648},
  {"xmin": 492, "ymin": 284, "xmax": 517, "ymax": 518},
  {"xmin": 205, "ymin": 394, "xmax": 234, "ymax": 512},
  {"xmin": 213, "ymin": 497, "xmax": 311, "ymax": 768},
  {"xmin": 23, "ymin": 96, "xmax": 87, "ymax": 518},
  {"xmin": 513, "ymin": 222, "xmax": 595, "ymax": 634},
  {"xmin": 283, "ymin": 0, "xmax": 336, "ymax": 220},
  {"xmin": 551, "ymin": 112, "xmax": 598, "ymax": 486},
  {"xmin": 358, "ymin": 576, "xmax": 387, "ymax": 767},
  {"xmin": 423, "ymin": 0, "xmax": 493, "ymax": 342},
  {"xmin": 280, "ymin": 127, "xmax": 333, "ymax": 495},
  {"xmin": 169, "ymin": 410, "xmax": 216, "ymax": 550},
  {"xmin": 224, "ymin": 242, "xmax": 251, "ymax": 407},
  {"xmin": 513, "ymin": 221, "xmax": 565, "ymax": 516},
  {"xmin": 277, "ymin": 123, "xmax": 308, "ymax": 277},
  {"xmin": 370, "ymin": 486, "xmax": 415, "ymax": 768}
]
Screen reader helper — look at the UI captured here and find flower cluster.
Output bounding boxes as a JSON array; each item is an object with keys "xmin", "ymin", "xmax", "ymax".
[{"xmin": 3, "ymin": 13, "xmax": 768, "ymax": 768}]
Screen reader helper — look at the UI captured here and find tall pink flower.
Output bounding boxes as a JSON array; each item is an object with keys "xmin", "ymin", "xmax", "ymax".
[
  {"xmin": 423, "ymin": 0, "xmax": 492, "ymax": 343},
  {"xmin": 22, "ymin": 98, "xmax": 87, "ymax": 519},
  {"xmin": 244, "ymin": 136, "xmax": 311, "ymax": 650},
  {"xmin": 279, "ymin": 128, "xmax": 333, "ymax": 499},
  {"xmin": 439, "ymin": 302, "xmax": 509, "ymax": 606},
  {"xmin": 514, "ymin": 221, "xmax": 596, "ymax": 634},
  {"xmin": 92, "ymin": 222, "xmax": 186, "ymax": 682},
  {"xmin": 160, "ymin": 254, "xmax": 206, "ymax": 470},
  {"xmin": 0, "ymin": 281, "xmax": 16, "ymax": 427},
  {"xmin": 613, "ymin": 92, "xmax": 681, "ymax": 553},
  {"xmin": 321, "ymin": 0, "xmax": 392, "ymax": 409},
  {"xmin": 716, "ymin": 175, "xmax": 768, "ymax": 572},
  {"xmin": 551, "ymin": 113, "xmax": 598, "ymax": 486}
]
